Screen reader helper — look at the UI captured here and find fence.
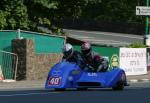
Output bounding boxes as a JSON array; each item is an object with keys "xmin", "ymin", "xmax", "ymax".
[
  {"xmin": 0, "ymin": 30, "xmax": 65, "ymax": 80},
  {"xmin": 0, "ymin": 50, "xmax": 18, "ymax": 80}
]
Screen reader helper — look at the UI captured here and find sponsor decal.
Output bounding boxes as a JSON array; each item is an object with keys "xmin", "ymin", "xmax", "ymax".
[
  {"xmin": 72, "ymin": 70, "xmax": 81, "ymax": 75},
  {"xmin": 87, "ymin": 73, "xmax": 97, "ymax": 76},
  {"xmin": 52, "ymin": 70, "xmax": 61, "ymax": 76}
]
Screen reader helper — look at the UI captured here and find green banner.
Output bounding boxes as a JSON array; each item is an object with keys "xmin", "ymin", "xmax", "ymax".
[
  {"xmin": 0, "ymin": 30, "xmax": 65, "ymax": 53},
  {"xmin": 20, "ymin": 32, "xmax": 65, "ymax": 53},
  {"xmin": 74, "ymin": 45, "xmax": 119, "ymax": 70}
]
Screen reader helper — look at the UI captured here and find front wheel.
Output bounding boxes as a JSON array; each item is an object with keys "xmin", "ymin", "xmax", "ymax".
[
  {"xmin": 55, "ymin": 88, "xmax": 66, "ymax": 91},
  {"xmin": 77, "ymin": 88, "xmax": 88, "ymax": 91}
]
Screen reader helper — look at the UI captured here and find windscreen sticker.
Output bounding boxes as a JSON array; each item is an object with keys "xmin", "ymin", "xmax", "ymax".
[{"xmin": 87, "ymin": 73, "xmax": 97, "ymax": 76}]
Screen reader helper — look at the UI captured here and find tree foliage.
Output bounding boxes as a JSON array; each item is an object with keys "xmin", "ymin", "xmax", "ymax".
[
  {"xmin": 0, "ymin": 0, "xmax": 29, "ymax": 30},
  {"xmin": 82, "ymin": 0, "xmax": 144, "ymax": 23},
  {"xmin": 0, "ymin": 0, "xmax": 146, "ymax": 35}
]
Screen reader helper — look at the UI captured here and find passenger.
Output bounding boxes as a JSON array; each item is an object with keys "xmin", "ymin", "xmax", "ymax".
[
  {"xmin": 81, "ymin": 42, "xmax": 108, "ymax": 72},
  {"xmin": 62, "ymin": 43, "xmax": 85, "ymax": 69}
]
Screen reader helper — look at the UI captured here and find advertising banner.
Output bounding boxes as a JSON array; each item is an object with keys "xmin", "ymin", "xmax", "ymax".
[{"xmin": 120, "ymin": 48, "xmax": 147, "ymax": 75}]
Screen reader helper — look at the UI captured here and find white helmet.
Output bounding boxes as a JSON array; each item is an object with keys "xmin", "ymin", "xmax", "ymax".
[{"xmin": 63, "ymin": 43, "xmax": 73, "ymax": 58}]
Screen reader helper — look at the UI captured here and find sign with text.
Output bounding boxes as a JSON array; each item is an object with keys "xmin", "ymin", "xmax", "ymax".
[
  {"xmin": 136, "ymin": 6, "xmax": 150, "ymax": 15},
  {"xmin": 120, "ymin": 48, "xmax": 147, "ymax": 75},
  {"xmin": 147, "ymin": 48, "xmax": 150, "ymax": 69}
]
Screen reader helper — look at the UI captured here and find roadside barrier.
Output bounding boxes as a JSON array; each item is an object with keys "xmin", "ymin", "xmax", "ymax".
[
  {"xmin": 0, "ymin": 65, "xmax": 4, "ymax": 81},
  {"xmin": 0, "ymin": 50, "xmax": 18, "ymax": 81}
]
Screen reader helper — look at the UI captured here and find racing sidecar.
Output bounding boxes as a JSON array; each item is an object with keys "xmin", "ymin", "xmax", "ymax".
[{"xmin": 45, "ymin": 61, "xmax": 128, "ymax": 91}]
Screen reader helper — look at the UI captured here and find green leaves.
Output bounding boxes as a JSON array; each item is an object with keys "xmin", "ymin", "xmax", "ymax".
[
  {"xmin": 0, "ymin": 10, "xmax": 7, "ymax": 29},
  {"xmin": 0, "ymin": 0, "xmax": 146, "ymax": 35},
  {"xmin": 31, "ymin": 0, "xmax": 58, "ymax": 9},
  {"xmin": 82, "ymin": 0, "xmax": 145, "ymax": 23},
  {"xmin": 125, "ymin": 42, "xmax": 147, "ymax": 48},
  {"xmin": 0, "ymin": 0, "xmax": 29, "ymax": 30}
]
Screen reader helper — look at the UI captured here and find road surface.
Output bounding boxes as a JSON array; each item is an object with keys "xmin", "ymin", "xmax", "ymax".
[
  {"xmin": 0, "ymin": 82, "xmax": 150, "ymax": 103},
  {"xmin": 64, "ymin": 29, "xmax": 144, "ymax": 47}
]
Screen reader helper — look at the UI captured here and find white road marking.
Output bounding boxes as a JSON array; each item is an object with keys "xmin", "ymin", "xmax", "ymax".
[
  {"xmin": 129, "ymin": 79, "xmax": 138, "ymax": 83},
  {"xmin": 84, "ymin": 39, "xmax": 126, "ymax": 43},
  {"xmin": 66, "ymin": 29, "xmax": 143, "ymax": 39},
  {"xmin": 0, "ymin": 91, "xmax": 60, "ymax": 97},
  {"xmin": 66, "ymin": 29, "xmax": 142, "ymax": 46},
  {"xmin": 69, "ymin": 34, "xmax": 95, "ymax": 39},
  {"xmin": 140, "ymin": 79, "xmax": 150, "ymax": 82},
  {"xmin": 69, "ymin": 34, "xmax": 128, "ymax": 43},
  {"xmin": 68, "ymin": 32, "xmax": 139, "ymax": 44},
  {"xmin": 92, "ymin": 42, "xmax": 129, "ymax": 45},
  {"xmin": 75, "ymin": 36, "xmax": 95, "ymax": 39},
  {"xmin": 68, "ymin": 35, "xmax": 130, "ymax": 45}
]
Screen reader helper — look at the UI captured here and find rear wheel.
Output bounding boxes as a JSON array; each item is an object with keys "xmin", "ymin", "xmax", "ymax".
[{"xmin": 112, "ymin": 81, "xmax": 124, "ymax": 90}]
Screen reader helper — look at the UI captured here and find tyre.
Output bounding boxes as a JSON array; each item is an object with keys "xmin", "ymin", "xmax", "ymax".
[
  {"xmin": 112, "ymin": 81, "xmax": 124, "ymax": 91},
  {"xmin": 77, "ymin": 88, "xmax": 88, "ymax": 91},
  {"xmin": 112, "ymin": 73, "xmax": 126, "ymax": 91},
  {"xmin": 55, "ymin": 88, "xmax": 66, "ymax": 91}
]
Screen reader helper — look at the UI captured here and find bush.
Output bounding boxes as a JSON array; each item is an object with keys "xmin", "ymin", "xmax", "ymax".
[{"xmin": 125, "ymin": 42, "xmax": 147, "ymax": 48}]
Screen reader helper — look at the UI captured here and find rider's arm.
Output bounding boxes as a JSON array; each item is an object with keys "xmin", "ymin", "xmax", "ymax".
[
  {"xmin": 60, "ymin": 56, "xmax": 67, "ymax": 62},
  {"xmin": 76, "ymin": 53, "xmax": 86, "ymax": 69},
  {"xmin": 96, "ymin": 57, "xmax": 108, "ymax": 72}
]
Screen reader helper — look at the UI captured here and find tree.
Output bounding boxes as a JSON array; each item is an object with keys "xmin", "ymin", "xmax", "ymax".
[
  {"xmin": 0, "ymin": 10, "xmax": 7, "ymax": 29},
  {"xmin": 0, "ymin": 0, "xmax": 29, "ymax": 30},
  {"xmin": 0, "ymin": 0, "xmax": 145, "ymax": 34}
]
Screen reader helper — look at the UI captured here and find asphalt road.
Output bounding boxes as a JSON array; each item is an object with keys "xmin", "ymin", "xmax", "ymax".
[
  {"xmin": 0, "ymin": 82, "xmax": 150, "ymax": 103},
  {"xmin": 0, "ymin": 29, "xmax": 147, "ymax": 103},
  {"xmin": 64, "ymin": 29, "xmax": 144, "ymax": 47}
]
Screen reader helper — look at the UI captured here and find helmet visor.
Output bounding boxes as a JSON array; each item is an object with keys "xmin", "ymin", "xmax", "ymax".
[
  {"xmin": 81, "ymin": 49, "xmax": 91, "ymax": 55},
  {"xmin": 63, "ymin": 49, "xmax": 73, "ymax": 57}
]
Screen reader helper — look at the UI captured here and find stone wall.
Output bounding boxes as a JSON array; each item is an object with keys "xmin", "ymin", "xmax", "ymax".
[
  {"xmin": 28, "ymin": 53, "xmax": 62, "ymax": 80},
  {"xmin": 26, "ymin": 39, "xmax": 35, "ymax": 80},
  {"xmin": 12, "ymin": 39, "xmax": 27, "ymax": 80},
  {"xmin": 12, "ymin": 39, "xmax": 63, "ymax": 80}
]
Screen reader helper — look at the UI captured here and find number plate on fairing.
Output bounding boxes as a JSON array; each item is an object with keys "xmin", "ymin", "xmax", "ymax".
[{"xmin": 48, "ymin": 77, "xmax": 62, "ymax": 86}]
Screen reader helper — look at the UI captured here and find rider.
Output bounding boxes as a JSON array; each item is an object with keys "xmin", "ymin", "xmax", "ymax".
[
  {"xmin": 81, "ymin": 42, "xmax": 108, "ymax": 72},
  {"xmin": 62, "ymin": 43, "xmax": 85, "ymax": 69}
]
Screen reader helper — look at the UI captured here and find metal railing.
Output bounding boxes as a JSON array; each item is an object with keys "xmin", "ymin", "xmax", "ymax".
[{"xmin": 0, "ymin": 50, "xmax": 18, "ymax": 80}]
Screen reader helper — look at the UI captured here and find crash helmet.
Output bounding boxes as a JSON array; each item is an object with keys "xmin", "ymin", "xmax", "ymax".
[
  {"xmin": 81, "ymin": 42, "xmax": 91, "ymax": 56},
  {"xmin": 63, "ymin": 43, "xmax": 73, "ymax": 58}
]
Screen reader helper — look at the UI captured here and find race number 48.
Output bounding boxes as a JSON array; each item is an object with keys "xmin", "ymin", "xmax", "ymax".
[{"xmin": 48, "ymin": 77, "xmax": 61, "ymax": 85}]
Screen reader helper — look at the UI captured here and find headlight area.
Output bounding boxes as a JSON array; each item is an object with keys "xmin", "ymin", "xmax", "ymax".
[
  {"xmin": 68, "ymin": 76, "xmax": 73, "ymax": 81},
  {"xmin": 68, "ymin": 70, "xmax": 81, "ymax": 81},
  {"xmin": 71, "ymin": 70, "xmax": 81, "ymax": 75}
]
